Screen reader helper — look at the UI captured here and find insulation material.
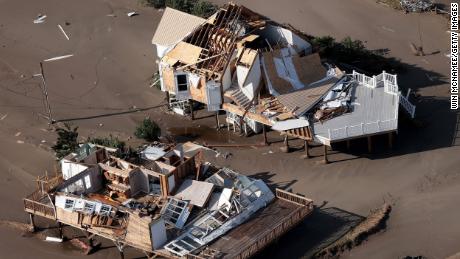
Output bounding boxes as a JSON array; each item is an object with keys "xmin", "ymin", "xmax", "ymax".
[{"xmin": 188, "ymin": 73, "xmax": 201, "ymax": 88}]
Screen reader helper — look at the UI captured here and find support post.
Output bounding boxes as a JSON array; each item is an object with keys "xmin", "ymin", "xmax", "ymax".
[
  {"xmin": 29, "ymin": 213, "xmax": 36, "ymax": 232},
  {"xmin": 115, "ymin": 241, "xmax": 125, "ymax": 259},
  {"xmin": 281, "ymin": 135, "xmax": 290, "ymax": 153},
  {"xmin": 367, "ymin": 136, "xmax": 373, "ymax": 153},
  {"xmin": 302, "ymin": 140, "xmax": 310, "ymax": 159},
  {"xmin": 189, "ymin": 99, "xmax": 194, "ymax": 120},
  {"xmin": 165, "ymin": 91, "xmax": 170, "ymax": 110},
  {"xmin": 58, "ymin": 222, "xmax": 63, "ymax": 239},
  {"xmin": 346, "ymin": 140, "xmax": 351, "ymax": 150},
  {"xmin": 262, "ymin": 125, "xmax": 268, "ymax": 145},
  {"xmin": 323, "ymin": 145, "xmax": 329, "ymax": 164},
  {"xmin": 215, "ymin": 112, "xmax": 219, "ymax": 130},
  {"xmin": 388, "ymin": 132, "xmax": 393, "ymax": 149}
]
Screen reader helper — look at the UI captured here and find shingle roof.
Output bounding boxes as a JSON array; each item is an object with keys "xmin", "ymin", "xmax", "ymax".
[
  {"xmin": 276, "ymin": 77, "xmax": 340, "ymax": 116},
  {"xmin": 151, "ymin": 7, "xmax": 206, "ymax": 46}
]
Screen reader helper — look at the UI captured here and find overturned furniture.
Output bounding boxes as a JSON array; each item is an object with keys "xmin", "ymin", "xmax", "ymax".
[{"xmin": 23, "ymin": 142, "xmax": 314, "ymax": 258}]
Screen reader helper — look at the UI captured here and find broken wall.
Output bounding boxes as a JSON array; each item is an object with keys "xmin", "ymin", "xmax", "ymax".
[
  {"xmin": 129, "ymin": 168, "xmax": 149, "ymax": 197},
  {"xmin": 58, "ymin": 166, "xmax": 103, "ymax": 195}
]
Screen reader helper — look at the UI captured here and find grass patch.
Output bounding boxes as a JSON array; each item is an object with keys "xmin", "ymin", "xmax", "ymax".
[
  {"xmin": 314, "ymin": 203, "xmax": 392, "ymax": 258},
  {"xmin": 141, "ymin": 0, "xmax": 218, "ymax": 18},
  {"xmin": 309, "ymin": 35, "xmax": 404, "ymax": 74},
  {"xmin": 135, "ymin": 118, "xmax": 161, "ymax": 142},
  {"xmin": 376, "ymin": 0, "xmax": 403, "ymax": 10}
]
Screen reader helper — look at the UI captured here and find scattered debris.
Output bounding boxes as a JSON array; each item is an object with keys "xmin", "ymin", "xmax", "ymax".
[
  {"xmin": 33, "ymin": 14, "xmax": 47, "ymax": 24},
  {"xmin": 0, "ymin": 114, "xmax": 7, "ymax": 120},
  {"xmin": 315, "ymin": 203, "xmax": 392, "ymax": 258},
  {"xmin": 127, "ymin": 11, "xmax": 138, "ymax": 17},
  {"xmin": 43, "ymin": 54, "xmax": 74, "ymax": 62},
  {"xmin": 16, "ymin": 140, "xmax": 24, "ymax": 144},
  {"xmin": 98, "ymin": 123, "xmax": 103, "ymax": 127},
  {"xmin": 14, "ymin": 132, "xmax": 21, "ymax": 137},
  {"xmin": 41, "ymin": 140, "xmax": 47, "ymax": 143},
  {"xmin": 45, "ymin": 236, "xmax": 63, "ymax": 242},
  {"xmin": 106, "ymin": 14, "xmax": 116, "ymax": 17},
  {"xmin": 70, "ymin": 238, "xmax": 90, "ymax": 254},
  {"xmin": 400, "ymin": 0, "xmax": 434, "ymax": 13},
  {"xmin": 57, "ymin": 24, "xmax": 70, "ymax": 40}
]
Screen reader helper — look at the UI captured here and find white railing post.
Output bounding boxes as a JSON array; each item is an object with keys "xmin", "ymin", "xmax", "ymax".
[
  {"xmin": 344, "ymin": 126, "xmax": 348, "ymax": 137},
  {"xmin": 361, "ymin": 123, "xmax": 364, "ymax": 134},
  {"xmin": 377, "ymin": 120, "xmax": 380, "ymax": 131},
  {"xmin": 328, "ymin": 129, "xmax": 331, "ymax": 139}
]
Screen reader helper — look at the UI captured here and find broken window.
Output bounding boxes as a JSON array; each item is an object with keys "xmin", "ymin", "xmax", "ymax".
[
  {"xmin": 161, "ymin": 198, "xmax": 190, "ymax": 229},
  {"xmin": 83, "ymin": 201, "xmax": 96, "ymax": 214},
  {"xmin": 98, "ymin": 204, "xmax": 112, "ymax": 216},
  {"xmin": 176, "ymin": 74, "xmax": 188, "ymax": 92},
  {"xmin": 64, "ymin": 198, "xmax": 75, "ymax": 210},
  {"xmin": 84, "ymin": 175, "xmax": 92, "ymax": 189}
]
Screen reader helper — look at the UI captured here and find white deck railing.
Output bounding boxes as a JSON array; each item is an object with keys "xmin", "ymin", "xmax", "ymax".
[
  {"xmin": 327, "ymin": 118, "xmax": 398, "ymax": 140},
  {"xmin": 352, "ymin": 70, "xmax": 398, "ymax": 95},
  {"xmin": 399, "ymin": 93, "xmax": 416, "ymax": 118}
]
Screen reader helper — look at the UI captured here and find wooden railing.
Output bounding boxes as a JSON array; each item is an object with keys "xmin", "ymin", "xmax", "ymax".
[
  {"xmin": 23, "ymin": 190, "xmax": 56, "ymax": 219},
  {"xmin": 23, "ymin": 174, "xmax": 62, "ymax": 219},
  {"xmin": 275, "ymin": 188, "xmax": 314, "ymax": 207},
  {"xmin": 232, "ymin": 197, "xmax": 314, "ymax": 259}
]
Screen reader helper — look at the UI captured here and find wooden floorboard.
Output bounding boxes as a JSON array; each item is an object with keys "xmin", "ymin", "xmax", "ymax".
[{"xmin": 208, "ymin": 199, "xmax": 299, "ymax": 258}]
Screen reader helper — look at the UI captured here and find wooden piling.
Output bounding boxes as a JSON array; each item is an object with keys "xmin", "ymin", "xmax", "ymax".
[
  {"xmin": 215, "ymin": 112, "xmax": 219, "ymax": 130},
  {"xmin": 58, "ymin": 222, "xmax": 63, "ymax": 239},
  {"xmin": 281, "ymin": 135, "xmax": 290, "ymax": 153},
  {"xmin": 367, "ymin": 136, "xmax": 373, "ymax": 153},
  {"xmin": 165, "ymin": 91, "xmax": 170, "ymax": 110},
  {"xmin": 346, "ymin": 140, "xmax": 351, "ymax": 150},
  {"xmin": 302, "ymin": 140, "xmax": 310, "ymax": 159},
  {"xmin": 189, "ymin": 99, "xmax": 194, "ymax": 120},
  {"xmin": 262, "ymin": 125, "xmax": 268, "ymax": 145},
  {"xmin": 388, "ymin": 132, "xmax": 393, "ymax": 149},
  {"xmin": 29, "ymin": 213, "xmax": 36, "ymax": 232},
  {"xmin": 323, "ymin": 145, "xmax": 329, "ymax": 164}
]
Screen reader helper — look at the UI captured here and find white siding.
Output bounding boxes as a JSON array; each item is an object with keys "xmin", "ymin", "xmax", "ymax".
[
  {"xmin": 61, "ymin": 159, "xmax": 88, "ymax": 180},
  {"xmin": 168, "ymin": 175, "xmax": 176, "ymax": 193},
  {"xmin": 206, "ymin": 81, "xmax": 222, "ymax": 111},
  {"xmin": 240, "ymin": 56, "xmax": 261, "ymax": 100},
  {"xmin": 151, "ymin": 219, "xmax": 168, "ymax": 249}
]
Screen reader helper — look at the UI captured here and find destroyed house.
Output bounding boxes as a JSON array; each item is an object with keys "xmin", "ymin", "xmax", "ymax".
[
  {"xmin": 152, "ymin": 4, "xmax": 416, "ymax": 155},
  {"xmin": 23, "ymin": 143, "xmax": 314, "ymax": 258}
]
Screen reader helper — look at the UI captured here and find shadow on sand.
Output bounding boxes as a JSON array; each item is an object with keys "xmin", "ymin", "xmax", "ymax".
[{"xmin": 253, "ymin": 206, "xmax": 365, "ymax": 259}]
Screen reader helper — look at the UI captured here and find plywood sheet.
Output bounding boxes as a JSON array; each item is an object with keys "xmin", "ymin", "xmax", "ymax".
[
  {"xmin": 174, "ymin": 179, "xmax": 214, "ymax": 207},
  {"xmin": 166, "ymin": 42, "xmax": 203, "ymax": 65}
]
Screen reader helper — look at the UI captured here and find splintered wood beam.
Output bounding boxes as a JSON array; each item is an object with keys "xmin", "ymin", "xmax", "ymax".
[{"xmin": 176, "ymin": 53, "xmax": 225, "ymax": 71}]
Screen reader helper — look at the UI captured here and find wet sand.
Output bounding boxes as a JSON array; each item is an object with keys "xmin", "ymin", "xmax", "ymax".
[{"xmin": 0, "ymin": 0, "xmax": 458, "ymax": 258}]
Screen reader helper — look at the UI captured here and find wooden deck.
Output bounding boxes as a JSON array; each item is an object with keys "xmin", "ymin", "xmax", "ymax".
[
  {"xmin": 313, "ymin": 83, "xmax": 399, "ymax": 144},
  {"xmin": 205, "ymin": 189, "xmax": 314, "ymax": 259}
]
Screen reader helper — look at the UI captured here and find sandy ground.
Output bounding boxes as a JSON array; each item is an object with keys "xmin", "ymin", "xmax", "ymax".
[{"xmin": 0, "ymin": 0, "xmax": 458, "ymax": 258}]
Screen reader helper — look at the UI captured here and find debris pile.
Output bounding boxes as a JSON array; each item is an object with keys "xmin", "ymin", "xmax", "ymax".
[{"xmin": 400, "ymin": 0, "xmax": 434, "ymax": 13}]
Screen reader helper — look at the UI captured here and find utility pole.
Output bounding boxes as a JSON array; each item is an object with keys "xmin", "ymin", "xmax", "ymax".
[{"xmin": 38, "ymin": 62, "xmax": 54, "ymax": 124}]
